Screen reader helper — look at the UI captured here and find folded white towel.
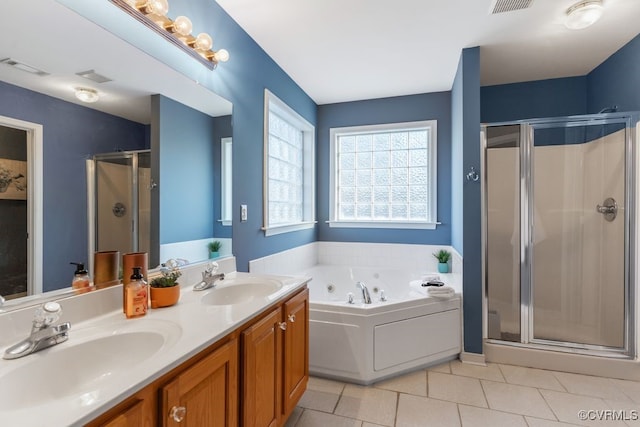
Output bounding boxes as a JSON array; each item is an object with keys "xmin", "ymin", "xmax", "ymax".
[{"xmin": 427, "ymin": 285, "xmax": 455, "ymax": 299}]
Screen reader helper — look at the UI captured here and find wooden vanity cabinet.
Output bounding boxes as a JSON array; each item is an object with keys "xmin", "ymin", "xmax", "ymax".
[
  {"xmin": 282, "ymin": 288, "xmax": 309, "ymax": 418},
  {"xmin": 160, "ymin": 338, "xmax": 238, "ymax": 426},
  {"xmin": 242, "ymin": 288, "xmax": 309, "ymax": 427},
  {"xmin": 86, "ymin": 337, "xmax": 238, "ymax": 427},
  {"xmin": 87, "ymin": 286, "xmax": 308, "ymax": 427}
]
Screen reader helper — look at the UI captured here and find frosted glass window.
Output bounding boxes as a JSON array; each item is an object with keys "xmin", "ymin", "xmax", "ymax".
[
  {"xmin": 263, "ymin": 90, "xmax": 315, "ymax": 236},
  {"xmin": 329, "ymin": 120, "xmax": 437, "ymax": 229}
]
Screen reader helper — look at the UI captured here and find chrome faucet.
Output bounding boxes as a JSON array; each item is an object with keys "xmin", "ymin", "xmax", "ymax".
[
  {"xmin": 356, "ymin": 281, "xmax": 372, "ymax": 304},
  {"xmin": 3, "ymin": 302, "xmax": 71, "ymax": 360},
  {"xmin": 193, "ymin": 262, "xmax": 225, "ymax": 291}
]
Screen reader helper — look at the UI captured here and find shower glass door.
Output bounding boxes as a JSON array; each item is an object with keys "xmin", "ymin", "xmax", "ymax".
[
  {"xmin": 485, "ymin": 125, "xmax": 522, "ymax": 342},
  {"xmin": 484, "ymin": 114, "xmax": 635, "ymax": 356},
  {"xmin": 529, "ymin": 120, "xmax": 628, "ymax": 349},
  {"xmin": 95, "ymin": 151, "xmax": 151, "ymax": 256}
]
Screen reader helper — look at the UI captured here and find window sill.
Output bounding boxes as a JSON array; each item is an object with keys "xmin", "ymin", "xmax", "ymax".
[
  {"xmin": 217, "ymin": 219, "xmax": 232, "ymax": 226},
  {"xmin": 262, "ymin": 221, "xmax": 316, "ymax": 236},
  {"xmin": 327, "ymin": 220, "xmax": 440, "ymax": 230}
]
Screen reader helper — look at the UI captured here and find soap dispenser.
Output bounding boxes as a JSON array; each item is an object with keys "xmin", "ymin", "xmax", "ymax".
[
  {"xmin": 70, "ymin": 262, "xmax": 91, "ymax": 294},
  {"xmin": 125, "ymin": 267, "xmax": 148, "ymax": 319}
]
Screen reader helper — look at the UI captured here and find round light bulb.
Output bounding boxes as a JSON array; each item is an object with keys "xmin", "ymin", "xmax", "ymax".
[
  {"xmin": 146, "ymin": 0, "xmax": 168, "ymax": 16},
  {"xmin": 75, "ymin": 88, "xmax": 99, "ymax": 103},
  {"xmin": 214, "ymin": 49, "xmax": 230, "ymax": 63},
  {"xmin": 565, "ymin": 0, "xmax": 603, "ymax": 30},
  {"xmin": 172, "ymin": 16, "xmax": 192, "ymax": 36},
  {"xmin": 195, "ymin": 33, "xmax": 213, "ymax": 51}
]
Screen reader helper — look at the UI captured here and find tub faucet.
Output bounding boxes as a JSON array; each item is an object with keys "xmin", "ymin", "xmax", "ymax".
[
  {"xmin": 356, "ymin": 281, "xmax": 372, "ymax": 304},
  {"xmin": 3, "ymin": 302, "xmax": 71, "ymax": 360}
]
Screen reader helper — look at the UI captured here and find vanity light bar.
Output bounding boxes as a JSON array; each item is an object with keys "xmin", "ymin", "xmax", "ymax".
[{"xmin": 110, "ymin": 0, "xmax": 229, "ymax": 70}]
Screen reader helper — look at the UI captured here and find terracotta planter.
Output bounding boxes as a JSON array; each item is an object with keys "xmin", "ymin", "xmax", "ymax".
[{"xmin": 150, "ymin": 285, "xmax": 180, "ymax": 308}]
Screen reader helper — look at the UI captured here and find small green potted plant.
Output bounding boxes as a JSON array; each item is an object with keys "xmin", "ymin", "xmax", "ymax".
[
  {"xmin": 433, "ymin": 249, "xmax": 452, "ymax": 273},
  {"xmin": 149, "ymin": 259, "xmax": 182, "ymax": 308},
  {"xmin": 208, "ymin": 240, "xmax": 222, "ymax": 259}
]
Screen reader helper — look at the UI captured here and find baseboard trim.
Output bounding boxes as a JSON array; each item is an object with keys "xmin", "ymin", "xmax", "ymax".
[{"xmin": 460, "ymin": 351, "xmax": 486, "ymax": 366}]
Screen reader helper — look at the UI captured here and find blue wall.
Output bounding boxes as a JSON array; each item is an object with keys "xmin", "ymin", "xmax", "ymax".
[
  {"xmin": 0, "ymin": 80, "xmax": 147, "ymax": 291},
  {"xmin": 481, "ymin": 76, "xmax": 588, "ymax": 123},
  {"xmin": 451, "ymin": 47, "xmax": 482, "ymax": 355},
  {"xmin": 588, "ymin": 33, "xmax": 640, "ymax": 113},
  {"xmin": 213, "ymin": 115, "xmax": 233, "ymax": 239},
  {"xmin": 316, "ymin": 93, "xmax": 452, "ymax": 245},
  {"xmin": 153, "ymin": 95, "xmax": 216, "ymax": 249}
]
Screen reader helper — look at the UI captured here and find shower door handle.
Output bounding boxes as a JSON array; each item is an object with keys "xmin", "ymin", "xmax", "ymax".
[{"xmin": 596, "ymin": 197, "xmax": 618, "ymax": 222}]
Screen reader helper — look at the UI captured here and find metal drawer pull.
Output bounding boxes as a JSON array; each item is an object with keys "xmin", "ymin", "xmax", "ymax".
[
  {"xmin": 288, "ymin": 314, "xmax": 296, "ymax": 323},
  {"xmin": 279, "ymin": 322, "xmax": 287, "ymax": 331},
  {"xmin": 170, "ymin": 405, "xmax": 186, "ymax": 422}
]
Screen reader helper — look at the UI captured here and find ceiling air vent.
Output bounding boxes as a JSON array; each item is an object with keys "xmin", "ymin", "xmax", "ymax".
[
  {"xmin": 76, "ymin": 69, "xmax": 113, "ymax": 84},
  {"xmin": 0, "ymin": 58, "xmax": 49, "ymax": 76},
  {"xmin": 490, "ymin": 0, "xmax": 534, "ymax": 14}
]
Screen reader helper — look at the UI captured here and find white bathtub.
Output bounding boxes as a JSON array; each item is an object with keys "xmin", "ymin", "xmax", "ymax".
[{"xmin": 295, "ymin": 264, "xmax": 462, "ymax": 384}]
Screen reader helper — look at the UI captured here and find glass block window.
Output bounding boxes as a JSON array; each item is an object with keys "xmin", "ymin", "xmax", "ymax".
[
  {"xmin": 329, "ymin": 121, "xmax": 438, "ymax": 229},
  {"xmin": 220, "ymin": 137, "xmax": 232, "ymax": 226},
  {"xmin": 263, "ymin": 90, "xmax": 315, "ymax": 236}
]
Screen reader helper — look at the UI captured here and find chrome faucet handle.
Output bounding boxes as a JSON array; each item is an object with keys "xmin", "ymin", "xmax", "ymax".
[
  {"xmin": 32, "ymin": 302, "xmax": 62, "ymax": 330},
  {"xmin": 205, "ymin": 261, "xmax": 219, "ymax": 275}
]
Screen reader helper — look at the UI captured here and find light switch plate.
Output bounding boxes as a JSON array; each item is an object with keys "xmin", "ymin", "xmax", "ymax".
[{"xmin": 240, "ymin": 204, "xmax": 247, "ymax": 222}]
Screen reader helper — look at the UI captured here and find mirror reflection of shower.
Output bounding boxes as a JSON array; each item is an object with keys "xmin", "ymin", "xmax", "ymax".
[{"xmin": 88, "ymin": 150, "xmax": 152, "ymax": 274}]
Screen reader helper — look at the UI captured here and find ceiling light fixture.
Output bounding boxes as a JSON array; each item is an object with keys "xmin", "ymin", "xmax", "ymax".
[
  {"xmin": 565, "ymin": 0, "xmax": 604, "ymax": 30},
  {"xmin": 111, "ymin": 0, "xmax": 229, "ymax": 70},
  {"xmin": 75, "ymin": 88, "xmax": 99, "ymax": 103}
]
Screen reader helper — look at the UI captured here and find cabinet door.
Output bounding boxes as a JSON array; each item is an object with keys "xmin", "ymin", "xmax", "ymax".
[
  {"xmin": 96, "ymin": 399, "xmax": 145, "ymax": 427},
  {"xmin": 282, "ymin": 288, "xmax": 309, "ymax": 417},
  {"xmin": 242, "ymin": 307, "xmax": 282, "ymax": 427},
  {"xmin": 86, "ymin": 388, "xmax": 156, "ymax": 427},
  {"xmin": 161, "ymin": 339, "xmax": 238, "ymax": 427}
]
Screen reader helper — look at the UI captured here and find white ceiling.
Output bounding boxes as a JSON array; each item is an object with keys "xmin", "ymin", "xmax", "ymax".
[
  {"xmin": 0, "ymin": 0, "xmax": 232, "ymax": 124},
  {"xmin": 2, "ymin": 1, "xmax": 637, "ymax": 120},
  {"xmin": 215, "ymin": 0, "xmax": 640, "ymax": 105}
]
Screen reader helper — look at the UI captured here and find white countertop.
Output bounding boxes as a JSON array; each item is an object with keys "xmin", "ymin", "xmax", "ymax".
[{"xmin": 0, "ymin": 271, "xmax": 309, "ymax": 427}]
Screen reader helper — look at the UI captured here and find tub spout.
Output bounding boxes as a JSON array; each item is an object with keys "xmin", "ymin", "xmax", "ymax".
[{"xmin": 356, "ymin": 281, "xmax": 372, "ymax": 304}]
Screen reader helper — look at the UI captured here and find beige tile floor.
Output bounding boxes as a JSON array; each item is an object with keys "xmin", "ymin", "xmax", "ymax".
[{"xmin": 284, "ymin": 360, "xmax": 640, "ymax": 427}]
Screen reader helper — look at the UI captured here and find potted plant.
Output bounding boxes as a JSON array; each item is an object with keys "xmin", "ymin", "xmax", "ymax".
[
  {"xmin": 149, "ymin": 259, "xmax": 182, "ymax": 308},
  {"xmin": 208, "ymin": 240, "xmax": 222, "ymax": 259},
  {"xmin": 433, "ymin": 249, "xmax": 451, "ymax": 273}
]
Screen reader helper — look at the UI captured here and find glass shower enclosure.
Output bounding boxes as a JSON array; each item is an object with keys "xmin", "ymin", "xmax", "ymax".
[
  {"xmin": 483, "ymin": 113, "xmax": 637, "ymax": 357},
  {"xmin": 90, "ymin": 150, "xmax": 151, "ymax": 259}
]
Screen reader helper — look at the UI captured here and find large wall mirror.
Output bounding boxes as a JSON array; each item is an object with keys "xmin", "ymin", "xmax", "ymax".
[{"xmin": 0, "ymin": 0, "xmax": 233, "ymax": 307}]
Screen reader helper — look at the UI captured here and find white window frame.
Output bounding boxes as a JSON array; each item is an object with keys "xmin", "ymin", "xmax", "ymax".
[
  {"xmin": 329, "ymin": 120, "xmax": 439, "ymax": 229},
  {"xmin": 262, "ymin": 89, "xmax": 316, "ymax": 236},
  {"xmin": 219, "ymin": 137, "xmax": 232, "ymax": 226}
]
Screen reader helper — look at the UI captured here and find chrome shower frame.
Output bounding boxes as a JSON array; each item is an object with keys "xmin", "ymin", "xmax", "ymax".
[
  {"xmin": 86, "ymin": 149, "xmax": 151, "ymax": 276},
  {"xmin": 481, "ymin": 112, "xmax": 638, "ymax": 359}
]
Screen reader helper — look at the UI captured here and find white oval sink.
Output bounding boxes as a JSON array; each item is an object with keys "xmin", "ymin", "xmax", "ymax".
[
  {"xmin": 0, "ymin": 328, "xmax": 174, "ymax": 410},
  {"xmin": 201, "ymin": 281, "xmax": 283, "ymax": 306}
]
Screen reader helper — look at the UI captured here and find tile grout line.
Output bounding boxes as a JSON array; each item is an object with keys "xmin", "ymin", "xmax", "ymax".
[
  {"xmin": 331, "ymin": 384, "xmax": 345, "ymax": 414},
  {"xmin": 393, "ymin": 391, "xmax": 399, "ymax": 427}
]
